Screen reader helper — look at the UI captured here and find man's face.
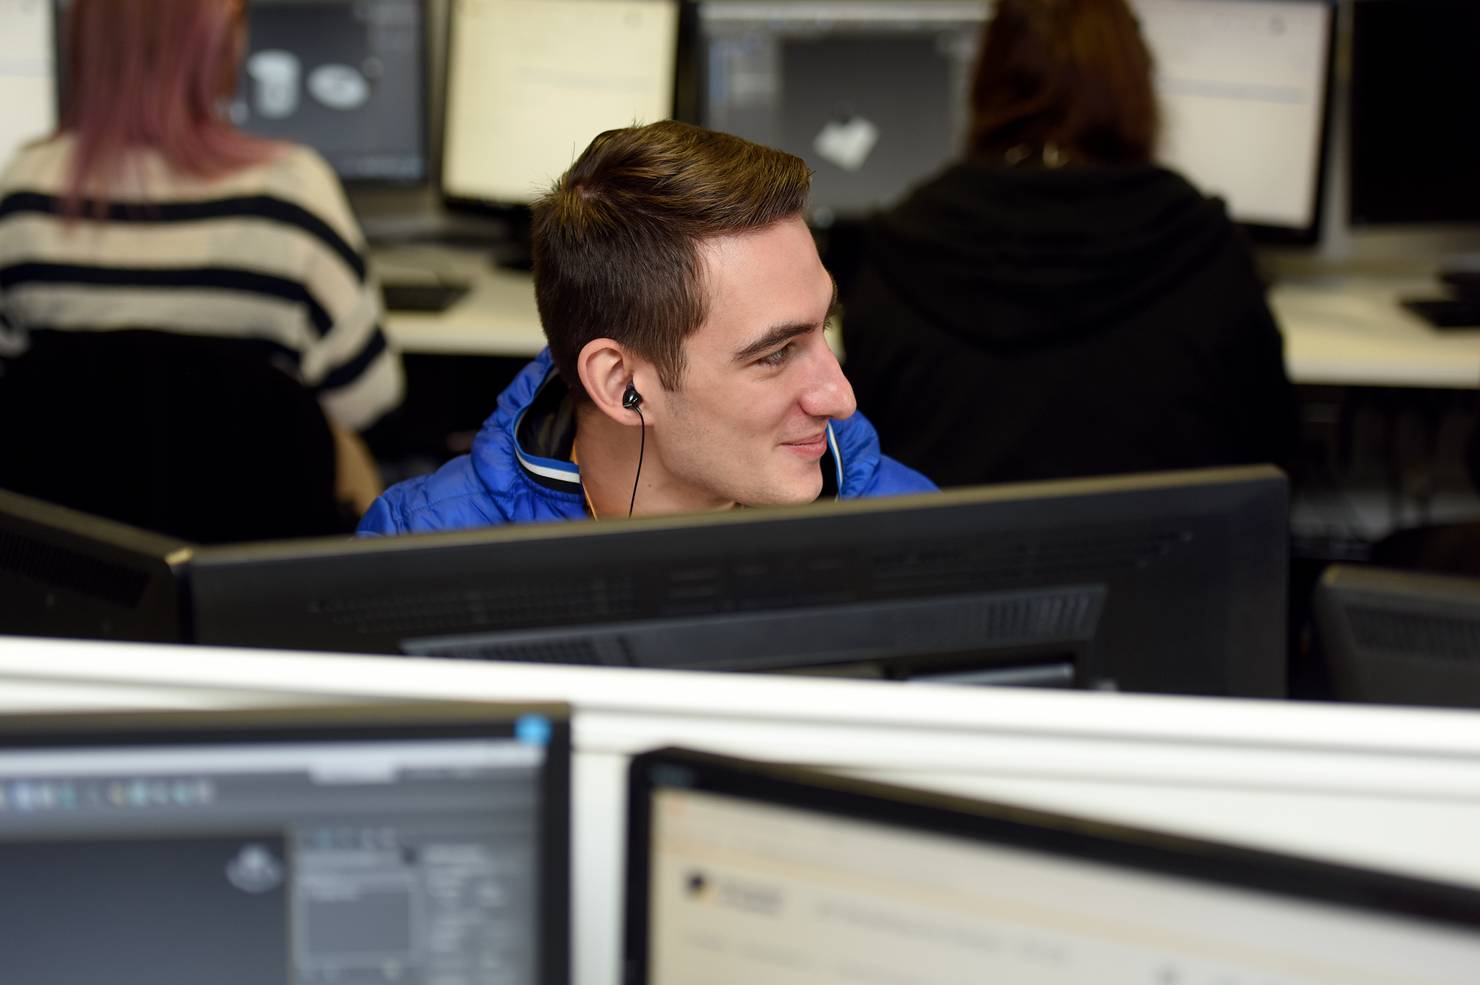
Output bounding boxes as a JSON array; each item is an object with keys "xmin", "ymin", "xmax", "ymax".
[{"xmin": 647, "ymin": 215, "xmax": 858, "ymax": 509}]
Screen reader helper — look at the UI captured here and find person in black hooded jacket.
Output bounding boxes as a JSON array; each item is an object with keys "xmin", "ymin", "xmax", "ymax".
[{"xmin": 841, "ymin": 0, "xmax": 1298, "ymax": 488}]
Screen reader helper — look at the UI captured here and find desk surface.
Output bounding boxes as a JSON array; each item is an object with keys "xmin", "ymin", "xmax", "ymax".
[
  {"xmin": 1271, "ymin": 276, "xmax": 1480, "ymax": 389},
  {"xmin": 378, "ymin": 247, "xmax": 1480, "ymax": 389}
]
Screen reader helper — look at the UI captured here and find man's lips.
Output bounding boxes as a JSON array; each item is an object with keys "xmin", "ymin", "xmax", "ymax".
[{"xmin": 781, "ymin": 432, "xmax": 828, "ymax": 457}]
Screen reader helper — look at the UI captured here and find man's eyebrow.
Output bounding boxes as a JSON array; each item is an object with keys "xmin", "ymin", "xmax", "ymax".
[{"xmin": 731, "ymin": 279, "xmax": 840, "ymax": 364}]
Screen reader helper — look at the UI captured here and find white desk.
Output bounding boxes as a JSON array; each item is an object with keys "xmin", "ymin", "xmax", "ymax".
[
  {"xmin": 379, "ymin": 246, "xmax": 1480, "ymax": 390},
  {"xmin": 375, "ymin": 245, "xmax": 545, "ymax": 357},
  {"xmin": 1272, "ymin": 276, "xmax": 1480, "ymax": 389}
]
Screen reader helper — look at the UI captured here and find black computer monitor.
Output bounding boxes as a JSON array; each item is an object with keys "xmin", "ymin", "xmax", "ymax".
[
  {"xmin": 694, "ymin": 0, "xmax": 1334, "ymax": 242},
  {"xmin": 1314, "ymin": 564, "xmax": 1480, "ymax": 709},
  {"xmin": 52, "ymin": 0, "xmax": 428, "ymax": 184},
  {"xmin": 624, "ymin": 746, "xmax": 1480, "ymax": 985},
  {"xmin": 1349, "ymin": 0, "xmax": 1480, "ymax": 227},
  {"xmin": 694, "ymin": 1, "xmax": 984, "ymax": 225},
  {"xmin": 0, "ymin": 701, "xmax": 571, "ymax": 985},
  {"xmin": 185, "ymin": 465, "xmax": 1289, "ymax": 698},
  {"xmin": 442, "ymin": 0, "xmax": 680, "ymax": 208},
  {"xmin": 0, "ymin": 489, "xmax": 190, "ymax": 643},
  {"xmin": 236, "ymin": 0, "xmax": 429, "ymax": 183}
]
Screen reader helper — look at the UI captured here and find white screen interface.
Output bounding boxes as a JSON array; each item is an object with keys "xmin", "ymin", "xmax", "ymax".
[
  {"xmin": 1136, "ymin": 0, "xmax": 1331, "ymax": 230},
  {"xmin": 444, "ymin": 0, "xmax": 679, "ymax": 204},
  {"xmin": 0, "ymin": 0, "xmax": 55, "ymax": 171},
  {"xmin": 648, "ymin": 787, "xmax": 1480, "ymax": 985},
  {"xmin": 0, "ymin": 730, "xmax": 553, "ymax": 985}
]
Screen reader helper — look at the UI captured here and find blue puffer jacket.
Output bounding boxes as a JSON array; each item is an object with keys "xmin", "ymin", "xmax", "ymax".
[{"xmin": 359, "ymin": 351, "xmax": 936, "ymax": 535}]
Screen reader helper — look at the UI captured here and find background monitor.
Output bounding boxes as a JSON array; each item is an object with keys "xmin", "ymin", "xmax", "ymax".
[
  {"xmin": 1348, "ymin": 0, "xmax": 1480, "ymax": 227},
  {"xmin": 233, "ymin": 0, "xmax": 428, "ymax": 183},
  {"xmin": 695, "ymin": 1, "xmax": 984, "ymax": 224},
  {"xmin": 185, "ymin": 465, "xmax": 1289, "ymax": 699},
  {"xmin": 625, "ymin": 747, "xmax": 1480, "ymax": 985},
  {"xmin": 694, "ymin": 0, "xmax": 1333, "ymax": 241},
  {"xmin": 0, "ymin": 701, "xmax": 571, "ymax": 985},
  {"xmin": 1314, "ymin": 564, "xmax": 1480, "ymax": 709},
  {"xmin": 442, "ymin": 0, "xmax": 680, "ymax": 206},
  {"xmin": 0, "ymin": 0, "xmax": 56, "ymax": 172},
  {"xmin": 1137, "ymin": 0, "xmax": 1334, "ymax": 242},
  {"xmin": 52, "ymin": 0, "xmax": 428, "ymax": 184},
  {"xmin": 0, "ymin": 489, "xmax": 189, "ymax": 644}
]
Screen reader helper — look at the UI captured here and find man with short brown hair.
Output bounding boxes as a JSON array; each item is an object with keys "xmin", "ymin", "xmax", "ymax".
[{"xmin": 360, "ymin": 122, "xmax": 932, "ymax": 534}]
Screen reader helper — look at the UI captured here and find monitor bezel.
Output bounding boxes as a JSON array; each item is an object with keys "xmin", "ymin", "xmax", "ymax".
[
  {"xmin": 0, "ymin": 701, "xmax": 572, "ymax": 985},
  {"xmin": 622, "ymin": 745, "xmax": 1480, "ymax": 985}
]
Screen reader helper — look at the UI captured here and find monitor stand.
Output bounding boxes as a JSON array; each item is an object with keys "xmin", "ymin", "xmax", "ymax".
[{"xmin": 485, "ymin": 207, "xmax": 535, "ymax": 272}]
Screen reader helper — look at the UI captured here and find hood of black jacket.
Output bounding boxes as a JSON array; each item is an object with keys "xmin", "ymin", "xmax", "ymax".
[{"xmin": 862, "ymin": 161, "xmax": 1239, "ymax": 350}]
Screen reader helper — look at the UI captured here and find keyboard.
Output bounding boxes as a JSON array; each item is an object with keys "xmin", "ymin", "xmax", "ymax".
[
  {"xmin": 1401, "ymin": 297, "xmax": 1480, "ymax": 329},
  {"xmin": 381, "ymin": 280, "xmax": 470, "ymax": 313}
]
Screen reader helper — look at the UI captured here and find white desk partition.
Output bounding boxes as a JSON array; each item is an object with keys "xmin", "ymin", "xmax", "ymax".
[{"xmin": 5, "ymin": 636, "xmax": 1480, "ymax": 985}]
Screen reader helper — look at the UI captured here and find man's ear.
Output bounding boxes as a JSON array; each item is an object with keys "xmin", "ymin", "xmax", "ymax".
[{"xmin": 576, "ymin": 338, "xmax": 650, "ymax": 427}]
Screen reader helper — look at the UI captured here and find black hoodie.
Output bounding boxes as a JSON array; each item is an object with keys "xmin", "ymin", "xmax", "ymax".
[{"xmin": 841, "ymin": 160, "xmax": 1297, "ymax": 488}]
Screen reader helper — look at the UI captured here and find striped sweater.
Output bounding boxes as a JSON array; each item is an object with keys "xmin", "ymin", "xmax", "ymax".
[{"xmin": 0, "ymin": 137, "xmax": 403, "ymax": 431}]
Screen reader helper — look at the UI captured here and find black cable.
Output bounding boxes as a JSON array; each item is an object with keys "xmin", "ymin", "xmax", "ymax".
[{"xmin": 628, "ymin": 406, "xmax": 645, "ymax": 518}]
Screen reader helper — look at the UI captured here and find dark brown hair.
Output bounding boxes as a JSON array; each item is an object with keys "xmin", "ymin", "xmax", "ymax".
[
  {"xmin": 967, "ymin": 0, "xmax": 1158, "ymax": 165},
  {"xmin": 532, "ymin": 121, "xmax": 812, "ymax": 394}
]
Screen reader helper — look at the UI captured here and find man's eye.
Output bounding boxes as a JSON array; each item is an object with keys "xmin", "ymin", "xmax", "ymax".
[{"xmin": 758, "ymin": 343, "xmax": 794, "ymax": 368}]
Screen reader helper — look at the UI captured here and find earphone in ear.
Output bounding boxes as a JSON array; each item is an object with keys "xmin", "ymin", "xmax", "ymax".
[{"xmin": 622, "ymin": 381, "xmax": 645, "ymax": 518}]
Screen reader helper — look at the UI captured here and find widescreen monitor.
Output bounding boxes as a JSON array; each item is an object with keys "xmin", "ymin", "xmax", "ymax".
[
  {"xmin": 0, "ymin": 0, "xmax": 56, "ymax": 171},
  {"xmin": 1314, "ymin": 564, "xmax": 1480, "ymax": 709},
  {"xmin": 52, "ymin": 0, "xmax": 428, "ymax": 183},
  {"xmin": 0, "ymin": 489, "xmax": 189, "ymax": 644},
  {"xmin": 1349, "ymin": 0, "xmax": 1480, "ymax": 227},
  {"xmin": 442, "ymin": 0, "xmax": 680, "ymax": 206},
  {"xmin": 624, "ymin": 747, "xmax": 1480, "ymax": 985},
  {"xmin": 186, "ymin": 465, "xmax": 1289, "ymax": 699},
  {"xmin": 695, "ymin": 0, "xmax": 1333, "ymax": 241},
  {"xmin": 0, "ymin": 701, "xmax": 571, "ymax": 985}
]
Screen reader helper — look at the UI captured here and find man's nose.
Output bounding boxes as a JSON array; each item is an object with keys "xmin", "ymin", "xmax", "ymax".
[{"xmin": 800, "ymin": 345, "xmax": 858, "ymax": 421}]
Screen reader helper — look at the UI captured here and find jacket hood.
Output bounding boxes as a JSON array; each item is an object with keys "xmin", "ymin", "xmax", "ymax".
[{"xmin": 864, "ymin": 161, "xmax": 1238, "ymax": 349}]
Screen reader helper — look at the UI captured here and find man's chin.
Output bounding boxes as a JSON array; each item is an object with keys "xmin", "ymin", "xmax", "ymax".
[{"xmin": 745, "ymin": 466, "xmax": 825, "ymax": 507}]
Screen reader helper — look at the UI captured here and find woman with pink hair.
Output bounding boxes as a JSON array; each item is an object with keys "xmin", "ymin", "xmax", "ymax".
[{"xmin": 0, "ymin": 0, "xmax": 398, "ymax": 523}]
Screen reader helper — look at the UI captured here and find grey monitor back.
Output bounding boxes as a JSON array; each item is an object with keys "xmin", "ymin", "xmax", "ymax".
[
  {"xmin": 187, "ymin": 465, "xmax": 1289, "ymax": 698},
  {"xmin": 1315, "ymin": 564, "xmax": 1480, "ymax": 708},
  {"xmin": 0, "ymin": 489, "xmax": 191, "ymax": 643}
]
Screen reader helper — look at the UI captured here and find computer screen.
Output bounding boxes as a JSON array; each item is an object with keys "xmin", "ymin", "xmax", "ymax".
[
  {"xmin": 1138, "ymin": 0, "xmax": 1333, "ymax": 240},
  {"xmin": 696, "ymin": 1, "xmax": 984, "ymax": 225},
  {"xmin": 52, "ymin": 0, "xmax": 428, "ymax": 183},
  {"xmin": 233, "ymin": 0, "xmax": 427, "ymax": 182},
  {"xmin": 185, "ymin": 465, "xmax": 1289, "ymax": 699},
  {"xmin": 626, "ymin": 747, "xmax": 1480, "ymax": 985},
  {"xmin": 0, "ymin": 702, "xmax": 571, "ymax": 985},
  {"xmin": 0, "ymin": 0, "xmax": 56, "ymax": 171},
  {"xmin": 443, "ymin": 0, "xmax": 680, "ymax": 206},
  {"xmin": 1349, "ymin": 0, "xmax": 1480, "ymax": 226},
  {"xmin": 0, "ymin": 489, "xmax": 189, "ymax": 644},
  {"xmin": 695, "ymin": 0, "xmax": 1333, "ymax": 239},
  {"xmin": 1314, "ymin": 565, "xmax": 1480, "ymax": 709}
]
